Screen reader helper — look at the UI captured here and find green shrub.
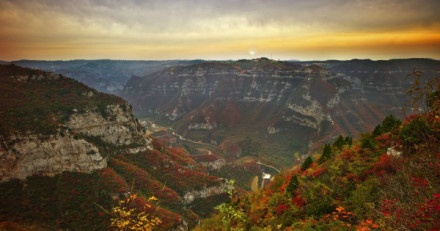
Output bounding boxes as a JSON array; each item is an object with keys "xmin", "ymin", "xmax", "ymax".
[
  {"xmin": 360, "ymin": 133, "xmax": 376, "ymax": 151},
  {"xmin": 399, "ymin": 117, "xmax": 432, "ymax": 146},
  {"xmin": 305, "ymin": 196, "xmax": 334, "ymax": 217},
  {"xmin": 347, "ymin": 178, "xmax": 380, "ymax": 217}
]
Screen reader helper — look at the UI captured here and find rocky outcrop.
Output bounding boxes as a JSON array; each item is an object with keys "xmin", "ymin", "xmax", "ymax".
[
  {"xmin": 198, "ymin": 158, "xmax": 227, "ymax": 171},
  {"xmin": 67, "ymin": 104, "xmax": 148, "ymax": 146},
  {"xmin": 0, "ymin": 103, "xmax": 152, "ymax": 182},
  {"xmin": 183, "ymin": 181, "xmax": 227, "ymax": 204},
  {"xmin": 0, "ymin": 132, "xmax": 105, "ymax": 182}
]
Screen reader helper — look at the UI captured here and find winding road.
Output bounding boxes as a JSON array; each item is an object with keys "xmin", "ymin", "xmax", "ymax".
[
  {"xmin": 172, "ymin": 131, "xmax": 217, "ymax": 147},
  {"xmin": 172, "ymin": 131, "xmax": 281, "ymax": 174},
  {"xmin": 257, "ymin": 161, "xmax": 281, "ymax": 174}
]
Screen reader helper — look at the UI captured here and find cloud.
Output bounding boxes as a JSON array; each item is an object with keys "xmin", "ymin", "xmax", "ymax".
[{"xmin": 0, "ymin": 0, "xmax": 439, "ymax": 60}]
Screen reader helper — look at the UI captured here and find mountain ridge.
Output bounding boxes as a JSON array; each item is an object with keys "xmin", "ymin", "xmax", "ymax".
[{"xmin": 122, "ymin": 58, "xmax": 440, "ymax": 167}]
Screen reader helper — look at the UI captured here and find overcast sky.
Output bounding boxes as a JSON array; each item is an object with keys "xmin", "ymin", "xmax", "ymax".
[{"xmin": 1, "ymin": 0, "xmax": 439, "ymax": 60}]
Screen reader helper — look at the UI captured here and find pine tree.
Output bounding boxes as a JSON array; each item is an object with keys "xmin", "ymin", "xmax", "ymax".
[
  {"xmin": 333, "ymin": 135, "xmax": 345, "ymax": 149},
  {"xmin": 344, "ymin": 136, "xmax": 353, "ymax": 146},
  {"xmin": 286, "ymin": 175, "xmax": 298, "ymax": 195},
  {"xmin": 301, "ymin": 156, "xmax": 313, "ymax": 171},
  {"xmin": 319, "ymin": 144, "xmax": 331, "ymax": 164},
  {"xmin": 372, "ymin": 124, "xmax": 383, "ymax": 137}
]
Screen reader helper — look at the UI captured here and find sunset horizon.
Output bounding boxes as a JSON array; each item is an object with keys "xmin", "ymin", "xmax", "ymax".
[{"xmin": 1, "ymin": 0, "xmax": 439, "ymax": 61}]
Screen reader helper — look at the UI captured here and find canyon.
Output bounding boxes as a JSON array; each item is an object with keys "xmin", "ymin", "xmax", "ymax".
[{"xmin": 122, "ymin": 58, "xmax": 440, "ymax": 166}]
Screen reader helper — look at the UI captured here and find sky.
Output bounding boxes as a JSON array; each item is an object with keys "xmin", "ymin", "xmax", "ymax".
[{"xmin": 1, "ymin": 0, "xmax": 439, "ymax": 61}]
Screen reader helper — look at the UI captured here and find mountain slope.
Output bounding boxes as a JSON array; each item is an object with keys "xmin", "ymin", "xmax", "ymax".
[
  {"xmin": 0, "ymin": 64, "xmax": 226, "ymax": 230},
  {"xmin": 196, "ymin": 84, "xmax": 440, "ymax": 230}
]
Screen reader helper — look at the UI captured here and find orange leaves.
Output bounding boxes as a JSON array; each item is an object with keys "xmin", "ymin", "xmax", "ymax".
[
  {"xmin": 336, "ymin": 206, "xmax": 344, "ymax": 213},
  {"xmin": 355, "ymin": 219, "xmax": 380, "ymax": 231},
  {"xmin": 324, "ymin": 206, "xmax": 380, "ymax": 230}
]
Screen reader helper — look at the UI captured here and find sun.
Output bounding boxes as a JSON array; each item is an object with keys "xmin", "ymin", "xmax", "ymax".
[{"xmin": 249, "ymin": 50, "xmax": 256, "ymax": 56}]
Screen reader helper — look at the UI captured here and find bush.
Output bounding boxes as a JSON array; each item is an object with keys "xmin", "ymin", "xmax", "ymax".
[
  {"xmin": 399, "ymin": 117, "xmax": 432, "ymax": 146},
  {"xmin": 373, "ymin": 115, "xmax": 402, "ymax": 137}
]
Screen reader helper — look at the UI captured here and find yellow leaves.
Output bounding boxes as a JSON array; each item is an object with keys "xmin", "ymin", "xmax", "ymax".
[{"xmin": 110, "ymin": 194, "xmax": 162, "ymax": 231}]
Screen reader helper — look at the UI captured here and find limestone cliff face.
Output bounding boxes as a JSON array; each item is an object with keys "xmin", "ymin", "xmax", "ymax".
[
  {"xmin": 0, "ymin": 133, "xmax": 105, "ymax": 182},
  {"xmin": 66, "ymin": 104, "xmax": 148, "ymax": 146},
  {"xmin": 123, "ymin": 60, "xmax": 333, "ymax": 130},
  {"xmin": 122, "ymin": 58, "xmax": 440, "ymax": 165},
  {"xmin": 0, "ymin": 103, "xmax": 152, "ymax": 182}
]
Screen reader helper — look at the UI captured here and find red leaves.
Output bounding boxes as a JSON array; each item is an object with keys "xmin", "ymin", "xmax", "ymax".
[
  {"xmin": 292, "ymin": 195, "xmax": 305, "ymax": 208},
  {"xmin": 274, "ymin": 203, "xmax": 290, "ymax": 215},
  {"xmin": 98, "ymin": 167, "xmax": 129, "ymax": 192},
  {"xmin": 412, "ymin": 176, "xmax": 430, "ymax": 188},
  {"xmin": 380, "ymin": 192, "xmax": 440, "ymax": 229},
  {"xmin": 339, "ymin": 149, "xmax": 355, "ymax": 161},
  {"xmin": 109, "ymin": 158, "xmax": 182, "ymax": 204},
  {"xmin": 373, "ymin": 154, "xmax": 396, "ymax": 176},
  {"xmin": 312, "ymin": 166, "xmax": 328, "ymax": 177}
]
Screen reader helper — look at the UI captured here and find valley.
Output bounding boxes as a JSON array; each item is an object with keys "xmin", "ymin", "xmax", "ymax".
[
  {"xmin": 122, "ymin": 58, "xmax": 439, "ymax": 168},
  {"xmin": 2, "ymin": 58, "xmax": 439, "ymax": 230},
  {"xmin": 1, "ymin": 1, "xmax": 439, "ymax": 230},
  {"xmin": 15, "ymin": 58, "xmax": 440, "ymax": 170}
]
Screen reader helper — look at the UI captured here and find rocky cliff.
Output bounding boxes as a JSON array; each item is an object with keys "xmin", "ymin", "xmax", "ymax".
[
  {"xmin": 0, "ymin": 64, "xmax": 227, "ymax": 230},
  {"xmin": 0, "ymin": 64, "xmax": 152, "ymax": 182},
  {"xmin": 122, "ymin": 58, "xmax": 440, "ymax": 166}
]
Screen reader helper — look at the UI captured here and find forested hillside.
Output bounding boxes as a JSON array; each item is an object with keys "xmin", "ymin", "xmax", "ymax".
[{"xmin": 196, "ymin": 76, "xmax": 440, "ymax": 230}]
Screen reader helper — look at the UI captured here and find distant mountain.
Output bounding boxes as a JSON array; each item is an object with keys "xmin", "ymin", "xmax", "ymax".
[
  {"xmin": 0, "ymin": 64, "xmax": 225, "ymax": 230},
  {"xmin": 13, "ymin": 59, "xmax": 205, "ymax": 95},
  {"xmin": 122, "ymin": 58, "xmax": 440, "ymax": 167}
]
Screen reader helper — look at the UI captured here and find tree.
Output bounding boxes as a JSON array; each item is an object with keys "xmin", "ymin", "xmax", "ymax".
[
  {"xmin": 372, "ymin": 115, "xmax": 402, "ymax": 137},
  {"xmin": 381, "ymin": 115, "xmax": 401, "ymax": 133},
  {"xmin": 286, "ymin": 175, "xmax": 299, "ymax": 196},
  {"xmin": 319, "ymin": 144, "xmax": 331, "ymax": 164},
  {"xmin": 333, "ymin": 135, "xmax": 345, "ymax": 149},
  {"xmin": 344, "ymin": 136, "xmax": 353, "ymax": 146},
  {"xmin": 372, "ymin": 124, "xmax": 383, "ymax": 137},
  {"xmin": 361, "ymin": 136, "xmax": 375, "ymax": 151},
  {"xmin": 406, "ymin": 69, "xmax": 440, "ymax": 113},
  {"xmin": 215, "ymin": 180, "xmax": 246, "ymax": 230},
  {"xmin": 399, "ymin": 117, "xmax": 432, "ymax": 146},
  {"xmin": 301, "ymin": 156, "xmax": 313, "ymax": 171}
]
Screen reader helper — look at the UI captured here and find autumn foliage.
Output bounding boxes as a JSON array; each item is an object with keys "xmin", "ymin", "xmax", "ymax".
[{"xmin": 197, "ymin": 85, "xmax": 440, "ymax": 230}]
